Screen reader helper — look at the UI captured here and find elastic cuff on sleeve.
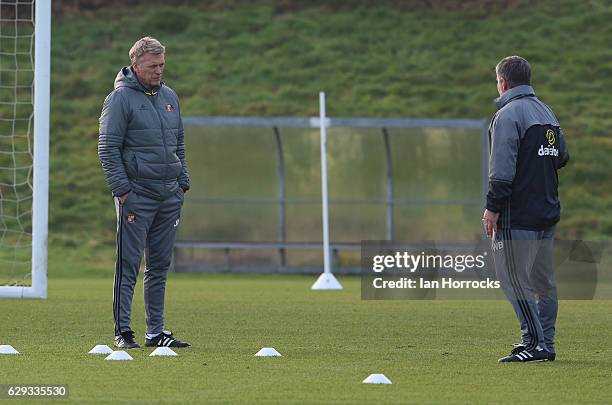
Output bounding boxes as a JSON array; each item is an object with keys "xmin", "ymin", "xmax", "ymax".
[{"xmin": 112, "ymin": 186, "xmax": 131, "ymax": 198}]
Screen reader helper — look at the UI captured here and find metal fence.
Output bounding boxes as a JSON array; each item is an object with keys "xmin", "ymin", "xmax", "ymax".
[{"xmin": 174, "ymin": 116, "xmax": 488, "ymax": 274}]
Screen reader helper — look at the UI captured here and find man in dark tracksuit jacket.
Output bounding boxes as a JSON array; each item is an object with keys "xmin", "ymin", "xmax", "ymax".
[
  {"xmin": 482, "ymin": 56, "xmax": 569, "ymax": 363},
  {"xmin": 98, "ymin": 37, "xmax": 191, "ymax": 349}
]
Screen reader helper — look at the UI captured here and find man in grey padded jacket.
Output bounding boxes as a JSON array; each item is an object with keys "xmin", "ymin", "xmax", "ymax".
[
  {"xmin": 482, "ymin": 56, "xmax": 569, "ymax": 363},
  {"xmin": 98, "ymin": 37, "xmax": 191, "ymax": 349}
]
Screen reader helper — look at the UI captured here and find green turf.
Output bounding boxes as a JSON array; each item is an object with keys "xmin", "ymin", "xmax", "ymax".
[{"xmin": 2, "ymin": 274, "xmax": 611, "ymax": 404}]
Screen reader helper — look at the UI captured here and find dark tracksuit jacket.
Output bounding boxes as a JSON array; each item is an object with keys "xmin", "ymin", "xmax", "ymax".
[
  {"xmin": 487, "ymin": 85, "xmax": 569, "ymax": 230},
  {"xmin": 487, "ymin": 85, "xmax": 569, "ymax": 353},
  {"xmin": 98, "ymin": 66, "xmax": 190, "ymax": 336}
]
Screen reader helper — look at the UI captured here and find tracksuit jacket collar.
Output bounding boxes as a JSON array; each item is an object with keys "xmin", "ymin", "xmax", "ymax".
[
  {"xmin": 114, "ymin": 66, "xmax": 162, "ymax": 95},
  {"xmin": 494, "ymin": 85, "xmax": 535, "ymax": 110}
]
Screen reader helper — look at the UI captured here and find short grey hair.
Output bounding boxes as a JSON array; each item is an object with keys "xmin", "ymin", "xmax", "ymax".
[
  {"xmin": 129, "ymin": 36, "xmax": 165, "ymax": 65},
  {"xmin": 495, "ymin": 56, "xmax": 531, "ymax": 88}
]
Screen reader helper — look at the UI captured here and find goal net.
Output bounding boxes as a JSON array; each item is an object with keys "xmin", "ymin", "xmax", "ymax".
[{"xmin": 0, "ymin": 0, "xmax": 49, "ymax": 298}]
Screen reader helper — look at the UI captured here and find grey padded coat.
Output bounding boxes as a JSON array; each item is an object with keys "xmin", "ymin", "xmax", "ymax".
[{"xmin": 98, "ymin": 66, "xmax": 189, "ymax": 201}]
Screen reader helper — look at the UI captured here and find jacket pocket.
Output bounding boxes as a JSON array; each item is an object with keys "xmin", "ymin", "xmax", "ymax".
[
  {"xmin": 123, "ymin": 150, "xmax": 138, "ymax": 178},
  {"xmin": 134, "ymin": 154, "xmax": 165, "ymax": 179},
  {"xmin": 132, "ymin": 154, "xmax": 139, "ymax": 178},
  {"xmin": 167, "ymin": 159, "xmax": 182, "ymax": 179}
]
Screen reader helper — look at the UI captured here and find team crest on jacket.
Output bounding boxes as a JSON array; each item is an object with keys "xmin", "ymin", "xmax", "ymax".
[
  {"xmin": 166, "ymin": 104, "xmax": 174, "ymax": 112},
  {"xmin": 127, "ymin": 213, "xmax": 136, "ymax": 224}
]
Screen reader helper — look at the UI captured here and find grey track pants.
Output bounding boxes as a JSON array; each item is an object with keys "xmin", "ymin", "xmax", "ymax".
[
  {"xmin": 113, "ymin": 189, "xmax": 184, "ymax": 336},
  {"xmin": 492, "ymin": 226, "xmax": 557, "ymax": 353}
]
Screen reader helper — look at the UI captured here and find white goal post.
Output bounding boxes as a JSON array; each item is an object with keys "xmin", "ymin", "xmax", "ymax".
[{"xmin": 0, "ymin": 0, "xmax": 50, "ymax": 298}]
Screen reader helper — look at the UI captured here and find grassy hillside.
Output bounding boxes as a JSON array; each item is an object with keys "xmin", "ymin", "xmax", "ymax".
[{"xmin": 49, "ymin": 0, "xmax": 612, "ymax": 257}]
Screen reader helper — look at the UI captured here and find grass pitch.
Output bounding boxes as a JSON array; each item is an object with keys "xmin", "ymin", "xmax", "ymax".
[{"xmin": 2, "ymin": 274, "xmax": 611, "ymax": 404}]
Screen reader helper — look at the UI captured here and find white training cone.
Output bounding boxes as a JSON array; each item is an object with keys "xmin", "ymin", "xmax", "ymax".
[
  {"xmin": 104, "ymin": 351, "xmax": 133, "ymax": 361},
  {"xmin": 362, "ymin": 374, "xmax": 392, "ymax": 384},
  {"xmin": 149, "ymin": 347, "xmax": 177, "ymax": 357},
  {"xmin": 0, "ymin": 345, "xmax": 19, "ymax": 354},
  {"xmin": 255, "ymin": 347, "xmax": 282, "ymax": 357},
  {"xmin": 88, "ymin": 345, "xmax": 113, "ymax": 354}
]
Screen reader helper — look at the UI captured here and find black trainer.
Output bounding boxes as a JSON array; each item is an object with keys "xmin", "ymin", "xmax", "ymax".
[
  {"xmin": 511, "ymin": 343, "xmax": 525, "ymax": 355},
  {"xmin": 145, "ymin": 330, "xmax": 191, "ymax": 348},
  {"xmin": 115, "ymin": 330, "xmax": 140, "ymax": 349},
  {"xmin": 511, "ymin": 343, "xmax": 555, "ymax": 361},
  {"xmin": 499, "ymin": 347, "xmax": 549, "ymax": 363}
]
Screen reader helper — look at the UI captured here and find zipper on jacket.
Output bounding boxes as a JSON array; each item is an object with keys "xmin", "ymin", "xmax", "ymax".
[{"xmin": 147, "ymin": 93, "xmax": 169, "ymax": 195}]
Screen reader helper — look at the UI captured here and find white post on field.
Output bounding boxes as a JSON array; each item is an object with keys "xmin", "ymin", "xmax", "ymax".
[
  {"xmin": 0, "ymin": 0, "xmax": 50, "ymax": 299},
  {"xmin": 30, "ymin": 0, "xmax": 51, "ymax": 298},
  {"xmin": 311, "ymin": 92, "xmax": 342, "ymax": 290}
]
